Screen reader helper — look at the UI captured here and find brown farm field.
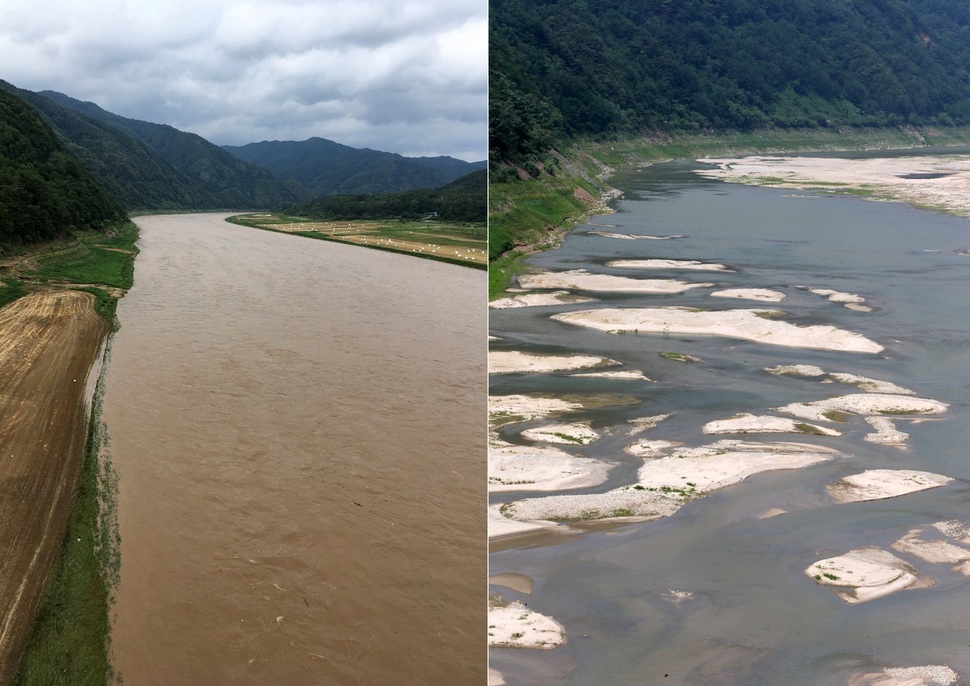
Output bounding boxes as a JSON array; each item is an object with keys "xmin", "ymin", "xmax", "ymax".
[
  {"xmin": 0, "ymin": 290, "xmax": 108, "ymax": 682},
  {"xmin": 227, "ymin": 213, "xmax": 488, "ymax": 268}
]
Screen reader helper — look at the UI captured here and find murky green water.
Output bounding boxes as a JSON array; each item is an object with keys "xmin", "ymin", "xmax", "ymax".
[{"xmin": 490, "ymin": 156, "xmax": 970, "ymax": 685}]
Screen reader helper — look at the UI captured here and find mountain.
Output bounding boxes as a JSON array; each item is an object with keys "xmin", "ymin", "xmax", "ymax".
[
  {"xmin": 285, "ymin": 169, "xmax": 487, "ymax": 223},
  {"xmin": 223, "ymin": 137, "xmax": 486, "ymax": 197},
  {"xmin": 0, "ymin": 87, "xmax": 125, "ymax": 247},
  {"xmin": 490, "ymin": 0, "xmax": 970, "ymax": 162}
]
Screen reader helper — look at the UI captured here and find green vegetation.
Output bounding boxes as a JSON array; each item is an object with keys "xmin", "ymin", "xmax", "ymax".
[
  {"xmin": 823, "ymin": 410, "xmax": 852, "ymax": 422},
  {"xmin": 285, "ymin": 169, "xmax": 486, "ymax": 223},
  {"xmin": 795, "ymin": 423, "xmax": 830, "ymax": 436},
  {"xmin": 660, "ymin": 352, "xmax": 700, "ymax": 363},
  {"xmin": 0, "ymin": 87, "xmax": 125, "ymax": 248}
]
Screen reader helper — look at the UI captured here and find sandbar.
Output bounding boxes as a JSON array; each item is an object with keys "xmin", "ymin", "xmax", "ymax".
[
  {"xmin": 518, "ymin": 270, "xmax": 711, "ymax": 293},
  {"xmin": 697, "ymin": 154, "xmax": 970, "ymax": 218},
  {"xmin": 489, "ymin": 350, "xmax": 619, "ymax": 375},
  {"xmin": 711, "ymin": 288, "xmax": 786, "ymax": 302},
  {"xmin": 805, "ymin": 547, "xmax": 926, "ymax": 603},
  {"xmin": 827, "ymin": 469, "xmax": 953, "ymax": 503},
  {"xmin": 552, "ymin": 307, "xmax": 884, "ymax": 353},
  {"xmin": 606, "ymin": 259, "xmax": 733, "ymax": 271},
  {"xmin": 778, "ymin": 393, "xmax": 947, "ymax": 421},
  {"xmin": 892, "ymin": 529, "xmax": 970, "ymax": 565},
  {"xmin": 489, "ymin": 290, "xmax": 598, "ymax": 309},
  {"xmin": 703, "ymin": 413, "xmax": 840, "ymax": 436},
  {"xmin": 488, "ymin": 601, "xmax": 566, "ymax": 650},
  {"xmin": 520, "ymin": 422, "xmax": 599, "ymax": 445},
  {"xmin": 588, "ymin": 231, "xmax": 685, "ymax": 240},
  {"xmin": 864, "ymin": 416, "xmax": 909, "ymax": 445},
  {"xmin": 489, "ymin": 395, "xmax": 583, "ymax": 425},
  {"xmin": 572, "ymin": 369, "xmax": 652, "ymax": 381},
  {"xmin": 854, "ymin": 665, "xmax": 959, "ymax": 686},
  {"xmin": 489, "ymin": 442, "xmax": 611, "ymax": 492}
]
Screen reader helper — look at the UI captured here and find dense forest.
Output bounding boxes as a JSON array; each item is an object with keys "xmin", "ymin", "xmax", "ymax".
[
  {"xmin": 285, "ymin": 169, "xmax": 486, "ymax": 223},
  {"xmin": 0, "ymin": 87, "xmax": 125, "ymax": 247},
  {"xmin": 224, "ymin": 137, "xmax": 486, "ymax": 197},
  {"xmin": 491, "ymin": 0, "xmax": 970, "ymax": 163}
]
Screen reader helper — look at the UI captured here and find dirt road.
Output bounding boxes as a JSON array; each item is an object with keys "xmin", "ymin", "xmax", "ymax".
[{"xmin": 0, "ymin": 290, "xmax": 109, "ymax": 682}]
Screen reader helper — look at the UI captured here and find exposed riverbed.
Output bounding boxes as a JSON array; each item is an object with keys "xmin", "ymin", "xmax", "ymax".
[
  {"xmin": 104, "ymin": 213, "xmax": 485, "ymax": 684},
  {"xmin": 490, "ymin": 154, "xmax": 970, "ymax": 685}
]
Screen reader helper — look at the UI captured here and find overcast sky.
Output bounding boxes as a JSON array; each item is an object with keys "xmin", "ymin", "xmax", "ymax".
[{"xmin": 0, "ymin": 0, "xmax": 487, "ymax": 161}]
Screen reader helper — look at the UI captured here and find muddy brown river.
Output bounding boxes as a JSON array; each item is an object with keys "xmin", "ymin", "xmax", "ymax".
[{"xmin": 102, "ymin": 213, "xmax": 485, "ymax": 684}]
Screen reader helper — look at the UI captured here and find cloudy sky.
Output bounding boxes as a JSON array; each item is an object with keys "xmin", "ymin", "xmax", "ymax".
[{"xmin": 0, "ymin": 0, "xmax": 487, "ymax": 161}]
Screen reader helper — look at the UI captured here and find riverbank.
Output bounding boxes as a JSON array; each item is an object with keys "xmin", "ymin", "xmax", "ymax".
[{"xmin": 0, "ymin": 224, "xmax": 136, "ymax": 684}]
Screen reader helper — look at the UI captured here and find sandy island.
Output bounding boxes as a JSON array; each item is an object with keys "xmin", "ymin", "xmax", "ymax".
[
  {"xmin": 489, "ymin": 350, "xmax": 619, "ymax": 375},
  {"xmin": 806, "ymin": 547, "xmax": 930, "ymax": 603},
  {"xmin": 489, "ymin": 290, "xmax": 598, "ymax": 309},
  {"xmin": 517, "ymin": 269, "xmax": 712, "ymax": 293},
  {"xmin": 552, "ymin": 306, "xmax": 884, "ymax": 353},
  {"xmin": 606, "ymin": 259, "xmax": 733, "ymax": 271},
  {"xmin": 489, "ymin": 442, "xmax": 611, "ymax": 492},
  {"xmin": 827, "ymin": 469, "xmax": 953, "ymax": 503},
  {"xmin": 488, "ymin": 600, "xmax": 566, "ymax": 650},
  {"xmin": 711, "ymin": 288, "xmax": 786, "ymax": 302},
  {"xmin": 697, "ymin": 154, "xmax": 970, "ymax": 218}
]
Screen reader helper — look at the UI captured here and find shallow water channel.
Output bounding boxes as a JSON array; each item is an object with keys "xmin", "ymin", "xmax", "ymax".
[
  {"xmin": 490, "ymin": 157, "xmax": 970, "ymax": 685},
  {"xmin": 103, "ymin": 213, "xmax": 485, "ymax": 684}
]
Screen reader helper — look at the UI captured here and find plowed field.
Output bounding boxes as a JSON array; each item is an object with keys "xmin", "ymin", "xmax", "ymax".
[{"xmin": 0, "ymin": 290, "xmax": 108, "ymax": 682}]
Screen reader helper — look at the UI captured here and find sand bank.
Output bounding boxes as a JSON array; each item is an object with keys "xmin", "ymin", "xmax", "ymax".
[
  {"xmin": 489, "ymin": 290, "xmax": 598, "ymax": 309},
  {"xmin": 488, "ymin": 504, "xmax": 553, "ymax": 539},
  {"xmin": 778, "ymin": 393, "xmax": 947, "ymax": 421},
  {"xmin": 768, "ymin": 365, "xmax": 914, "ymax": 394},
  {"xmin": 606, "ymin": 259, "xmax": 733, "ymax": 271},
  {"xmin": 864, "ymin": 416, "xmax": 909, "ymax": 445},
  {"xmin": 625, "ymin": 439, "xmax": 681, "ymax": 457},
  {"xmin": 697, "ymin": 154, "xmax": 970, "ymax": 217},
  {"xmin": 711, "ymin": 288, "xmax": 786, "ymax": 302},
  {"xmin": 809, "ymin": 287, "xmax": 872, "ymax": 311},
  {"xmin": 854, "ymin": 665, "xmax": 959, "ymax": 686},
  {"xmin": 489, "ymin": 395, "xmax": 583, "ymax": 425},
  {"xmin": 488, "ymin": 601, "xmax": 566, "ymax": 650},
  {"xmin": 552, "ymin": 307, "xmax": 884, "ymax": 353},
  {"xmin": 827, "ymin": 469, "xmax": 953, "ymax": 503},
  {"xmin": 517, "ymin": 270, "xmax": 711, "ymax": 293},
  {"xmin": 629, "ymin": 414, "xmax": 671, "ymax": 435},
  {"xmin": 703, "ymin": 413, "xmax": 840, "ymax": 436},
  {"xmin": 520, "ymin": 422, "xmax": 599, "ymax": 445},
  {"xmin": 572, "ymin": 369, "xmax": 652, "ymax": 380},
  {"xmin": 892, "ymin": 529, "xmax": 970, "ymax": 566},
  {"xmin": 806, "ymin": 547, "xmax": 928, "ymax": 603},
  {"xmin": 489, "ymin": 442, "xmax": 611, "ymax": 492},
  {"xmin": 587, "ymin": 231, "xmax": 684, "ymax": 240},
  {"xmin": 489, "ymin": 350, "xmax": 619, "ymax": 375}
]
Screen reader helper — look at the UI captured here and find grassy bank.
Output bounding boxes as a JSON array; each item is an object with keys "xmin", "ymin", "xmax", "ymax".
[
  {"xmin": 226, "ymin": 213, "xmax": 487, "ymax": 269},
  {"xmin": 488, "ymin": 125, "xmax": 970, "ymax": 298},
  {"xmin": 1, "ymin": 223, "xmax": 136, "ymax": 685}
]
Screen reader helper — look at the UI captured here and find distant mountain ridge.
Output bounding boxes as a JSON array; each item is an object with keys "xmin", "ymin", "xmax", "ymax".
[
  {"xmin": 223, "ymin": 137, "xmax": 486, "ymax": 197},
  {"xmin": 35, "ymin": 89, "xmax": 311, "ymax": 209}
]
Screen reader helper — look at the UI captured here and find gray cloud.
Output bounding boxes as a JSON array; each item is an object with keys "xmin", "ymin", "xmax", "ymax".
[{"xmin": 0, "ymin": 0, "xmax": 486, "ymax": 160}]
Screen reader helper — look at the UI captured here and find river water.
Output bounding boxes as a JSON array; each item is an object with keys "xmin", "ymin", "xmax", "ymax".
[
  {"xmin": 102, "ymin": 213, "xmax": 485, "ymax": 684},
  {"xmin": 490, "ymin": 157, "xmax": 970, "ymax": 685}
]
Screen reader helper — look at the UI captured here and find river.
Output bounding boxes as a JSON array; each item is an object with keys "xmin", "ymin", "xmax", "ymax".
[
  {"xmin": 103, "ymin": 213, "xmax": 485, "ymax": 684},
  {"xmin": 489, "ymin": 156, "xmax": 970, "ymax": 685}
]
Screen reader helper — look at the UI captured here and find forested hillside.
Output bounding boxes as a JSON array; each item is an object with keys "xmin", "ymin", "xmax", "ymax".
[
  {"xmin": 0, "ymin": 87, "xmax": 125, "ymax": 248},
  {"xmin": 284, "ymin": 169, "xmax": 486, "ymax": 223},
  {"xmin": 38, "ymin": 90, "xmax": 311, "ymax": 209},
  {"xmin": 224, "ymin": 137, "xmax": 486, "ymax": 196},
  {"xmin": 491, "ymin": 0, "xmax": 970, "ymax": 162}
]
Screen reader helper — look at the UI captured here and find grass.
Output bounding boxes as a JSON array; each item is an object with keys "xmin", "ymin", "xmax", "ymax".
[
  {"xmin": 14, "ymin": 339, "xmax": 120, "ymax": 686},
  {"xmin": 226, "ymin": 213, "xmax": 486, "ymax": 269},
  {"xmin": 488, "ymin": 250, "xmax": 529, "ymax": 299},
  {"xmin": 26, "ymin": 223, "xmax": 138, "ymax": 291},
  {"xmin": 660, "ymin": 351, "xmax": 699, "ymax": 363}
]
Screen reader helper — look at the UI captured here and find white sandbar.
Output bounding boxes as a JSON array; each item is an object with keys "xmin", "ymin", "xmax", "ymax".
[
  {"xmin": 806, "ymin": 547, "xmax": 924, "ymax": 603},
  {"xmin": 588, "ymin": 230, "xmax": 685, "ymax": 240},
  {"xmin": 827, "ymin": 469, "xmax": 953, "ymax": 503},
  {"xmin": 892, "ymin": 529, "xmax": 970, "ymax": 565},
  {"xmin": 637, "ymin": 439, "xmax": 838, "ymax": 493},
  {"xmin": 606, "ymin": 259, "xmax": 733, "ymax": 271},
  {"xmin": 711, "ymin": 288, "xmax": 786, "ymax": 302},
  {"xmin": 703, "ymin": 413, "xmax": 841, "ymax": 436},
  {"xmin": 864, "ymin": 416, "xmax": 909, "ymax": 445},
  {"xmin": 628, "ymin": 414, "xmax": 671, "ymax": 435},
  {"xmin": 518, "ymin": 270, "xmax": 711, "ymax": 293},
  {"xmin": 489, "ymin": 350, "xmax": 619, "ymax": 375},
  {"xmin": 855, "ymin": 665, "xmax": 959, "ymax": 686},
  {"xmin": 520, "ymin": 422, "xmax": 599, "ymax": 446},
  {"xmin": 489, "ymin": 395, "xmax": 583, "ymax": 425},
  {"xmin": 572, "ymin": 369, "xmax": 652, "ymax": 381},
  {"xmin": 625, "ymin": 439, "xmax": 681, "ymax": 457},
  {"xmin": 489, "ymin": 443, "xmax": 611, "ymax": 492},
  {"xmin": 488, "ymin": 601, "xmax": 566, "ymax": 650},
  {"xmin": 552, "ymin": 307, "xmax": 884, "ymax": 353},
  {"xmin": 778, "ymin": 393, "xmax": 948, "ymax": 421},
  {"xmin": 490, "ymin": 290, "xmax": 598, "ymax": 309}
]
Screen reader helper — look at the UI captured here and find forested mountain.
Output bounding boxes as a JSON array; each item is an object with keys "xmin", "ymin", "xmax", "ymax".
[
  {"xmin": 0, "ymin": 87, "xmax": 124, "ymax": 248},
  {"xmin": 491, "ymin": 0, "xmax": 970, "ymax": 162},
  {"xmin": 284, "ymin": 169, "xmax": 487, "ymax": 223},
  {"xmin": 223, "ymin": 137, "xmax": 486, "ymax": 197},
  {"xmin": 36, "ymin": 90, "xmax": 311, "ymax": 209}
]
